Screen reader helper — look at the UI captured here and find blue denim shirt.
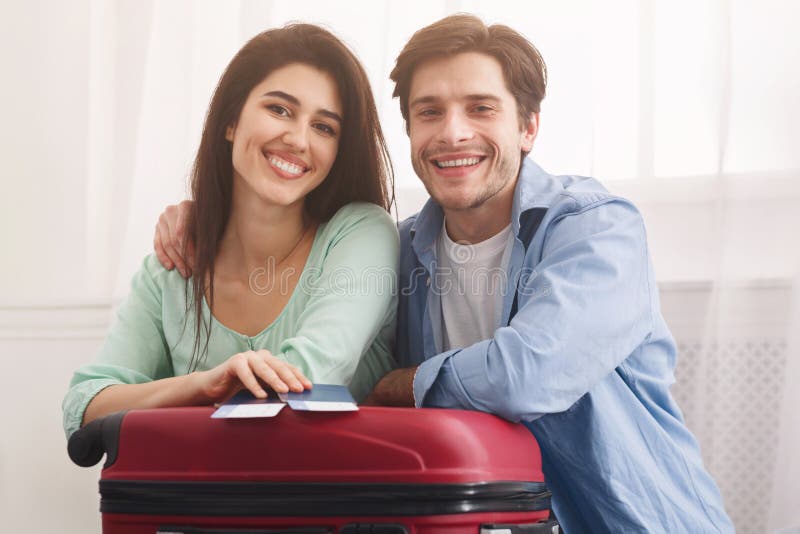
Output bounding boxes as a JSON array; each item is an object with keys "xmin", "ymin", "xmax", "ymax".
[{"xmin": 396, "ymin": 159, "xmax": 733, "ymax": 533}]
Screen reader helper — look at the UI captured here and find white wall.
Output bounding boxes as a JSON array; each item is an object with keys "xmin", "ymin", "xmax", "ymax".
[
  {"xmin": 0, "ymin": 305, "xmax": 108, "ymax": 533},
  {"xmin": 0, "ymin": 0, "xmax": 91, "ymax": 302}
]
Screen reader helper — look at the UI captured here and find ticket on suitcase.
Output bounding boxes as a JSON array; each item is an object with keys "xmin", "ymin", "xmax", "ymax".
[
  {"xmin": 211, "ymin": 384, "xmax": 358, "ymax": 418},
  {"xmin": 211, "ymin": 402, "xmax": 285, "ymax": 418},
  {"xmin": 278, "ymin": 384, "xmax": 359, "ymax": 412},
  {"xmin": 211, "ymin": 389, "xmax": 286, "ymax": 418}
]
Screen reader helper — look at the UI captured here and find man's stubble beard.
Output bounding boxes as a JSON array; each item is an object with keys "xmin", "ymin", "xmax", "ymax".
[{"xmin": 412, "ymin": 150, "xmax": 520, "ymax": 212}]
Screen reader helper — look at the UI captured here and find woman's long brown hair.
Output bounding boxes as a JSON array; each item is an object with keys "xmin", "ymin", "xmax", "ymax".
[{"xmin": 184, "ymin": 24, "xmax": 394, "ymax": 371}]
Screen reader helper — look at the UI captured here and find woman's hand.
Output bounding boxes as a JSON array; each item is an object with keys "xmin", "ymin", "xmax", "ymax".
[
  {"xmin": 197, "ymin": 349, "xmax": 313, "ymax": 403},
  {"xmin": 154, "ymin": 200, "xmax": 194, "ymax": 278}
]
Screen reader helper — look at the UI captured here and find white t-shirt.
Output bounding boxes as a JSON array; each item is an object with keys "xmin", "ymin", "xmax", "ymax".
[{"xmin": 436, "ymin": 220, "xmax": 514, "ymax": 351}]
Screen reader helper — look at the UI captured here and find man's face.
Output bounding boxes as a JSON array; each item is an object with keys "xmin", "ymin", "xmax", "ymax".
[{"xmin": 407, "ymin": 52, "xmax": 538, "ymax": 212}]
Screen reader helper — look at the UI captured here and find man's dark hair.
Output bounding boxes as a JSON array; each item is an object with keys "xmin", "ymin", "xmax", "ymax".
[{"xmin": 390, "ymin": 13, "xmax": 547, "ymax": 132}]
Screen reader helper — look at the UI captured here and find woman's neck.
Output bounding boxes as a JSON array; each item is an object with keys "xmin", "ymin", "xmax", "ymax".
[{"xmin": 216, "ymin": 190, "xmax": 309, "ymax": 279}]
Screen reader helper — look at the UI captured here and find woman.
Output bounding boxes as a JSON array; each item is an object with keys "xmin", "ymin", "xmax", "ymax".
[{"xmin": 63, "ymin": 24, "xmax": 399, "ymax": 438}]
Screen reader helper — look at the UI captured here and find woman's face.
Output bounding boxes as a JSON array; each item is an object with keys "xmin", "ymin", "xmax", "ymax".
[{"xmin": 226, "ymin": 63, "xmax": 342, "ymax": 209}]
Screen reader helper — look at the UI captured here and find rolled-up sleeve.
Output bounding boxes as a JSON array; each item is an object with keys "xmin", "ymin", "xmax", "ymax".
[
  {"xmin": 62, "ymin": 255, "xmax": 171, "ymax": 438},
  {"xmin": 415, "ymin": 199, "xmax": 655, "ymax": 422},
  {"xmin": 278, "ymin": 204, "xmax": 400, "ymax": 400}
]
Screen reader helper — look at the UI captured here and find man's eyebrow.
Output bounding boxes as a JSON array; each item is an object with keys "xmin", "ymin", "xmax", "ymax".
[
  {"xmin": 262, "ymin": 90, "xmax": 342, "ymax": 124},
  {"xmin": 409, "ymin": 93, "xmax": 503, "ymax": 108},
  {"xmin": 409, "ymin": 95, "xmax": 440, "ymax": 108},
  {"xmin": 464, "ymin": 93, "xmax": 502, "ymax": 103}
]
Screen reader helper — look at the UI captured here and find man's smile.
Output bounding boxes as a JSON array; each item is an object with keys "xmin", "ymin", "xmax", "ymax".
[{"xmin": 431, "ymin": 155, "xmax": 486, "ymax": 168}]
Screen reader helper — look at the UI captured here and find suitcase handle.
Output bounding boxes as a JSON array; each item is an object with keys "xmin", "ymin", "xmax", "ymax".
[
  {"xmin": 481, "ymin": 522, "xmax": 560, "ymax": 534},
  {"xmin": 67, "ymin": 410, "xmax": 127, "ymax": 468},
  {"xmin": 156, "ymin": 528, "xmax": 333, "ymax": 534}
]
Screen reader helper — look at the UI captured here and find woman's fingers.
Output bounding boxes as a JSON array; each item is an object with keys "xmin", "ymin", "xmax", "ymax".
[
  {"xmin": 220, "ymin": 351, "xmax": 312, "ymax": 400},
  {"xmin": 249, "ymin": 353, "xmax": 290, "ymax": 393},
  {"xmin": 268, "ymin": 354, "xmax": 312, "ymax": 392},
  {"xmin": 257, "ymin": 352, "xmax": 300, "ymax": 393},
  {"xmin": 231, "ymin": 353, "xmax": 268, "ymax": 398},
  {"xmin": 288, "ymin": 364, "xmax": 313, "ymax": 389},
  {"xmin": 271, "ymin": 360, "xmax": 305, "ymax": 393},
  {"xmin": 249, "ymin": 351, "xmax": 310, "ymax": 393}
]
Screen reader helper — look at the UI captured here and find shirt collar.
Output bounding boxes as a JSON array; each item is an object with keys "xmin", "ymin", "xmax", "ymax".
[
  {"xmin": 409, "ymin": 196, "xmax": 443, "ymax": 265},
  {"xmin": 410, "ymin": 158, "xmax": 562, "ymax": 251},
  {"xmin": 511, "ymin": 158, "xmax": 563, "ymax": 235}
]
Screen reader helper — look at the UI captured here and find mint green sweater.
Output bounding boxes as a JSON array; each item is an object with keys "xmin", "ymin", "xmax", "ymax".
[{"xmin": 63, "ymin": 203, "xmax": 399, "ymax": 438}]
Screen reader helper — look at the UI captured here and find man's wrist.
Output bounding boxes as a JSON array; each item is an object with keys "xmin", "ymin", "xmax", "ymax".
[
  {"xmin": 411, "ymin": 365, "xmax": 420, "ymax": 407},
  {"xmin": 376, "ymin": 366, "xmax": 417, "ymax": 407}
]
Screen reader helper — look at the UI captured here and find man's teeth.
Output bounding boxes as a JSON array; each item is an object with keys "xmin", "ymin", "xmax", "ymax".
[
  {"xmin": 268, "ymin": 156, "xmax": 305, "ymax": 175},
  {"xmin": 435, "ymin": 157, "xmax": 481, "ymax": 168}
]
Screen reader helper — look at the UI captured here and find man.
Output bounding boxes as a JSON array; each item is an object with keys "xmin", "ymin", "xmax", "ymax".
[{"xmin": 155, "ymin": 15, "xmax": 733, "ymax": 533}]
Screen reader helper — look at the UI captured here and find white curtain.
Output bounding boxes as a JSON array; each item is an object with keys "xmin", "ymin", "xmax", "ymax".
[{"xmin": 89, "ymin": 1, "xmax": 800, "ymax": 531}]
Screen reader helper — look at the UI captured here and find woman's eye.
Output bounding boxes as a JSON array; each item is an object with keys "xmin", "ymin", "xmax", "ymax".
[
  {"xmin": 267, "ymin": 104, "xmax": 290, "ymax": 116},
  {"xmin": 314, "ymin": 123, "xmax": 337, "ymax": 136}
]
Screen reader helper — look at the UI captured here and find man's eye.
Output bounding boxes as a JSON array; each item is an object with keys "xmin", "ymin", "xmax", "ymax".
[
  {"xmin": 418, "ymin": 109, "xmax": 440, "ymax": 117},
  {"xmin": 474, "ymin": 105, "xmax": 494, "ymax": 113},
  {"xmin": 267, "ymin": 104, "xmax": 290, "ymax": 116}
]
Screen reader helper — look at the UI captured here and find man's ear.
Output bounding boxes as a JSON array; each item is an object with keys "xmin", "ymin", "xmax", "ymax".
[
  {"xmin": 520, "ymin": 112, "xmax": 539, "ymax": 152},
  {"xmin": 225, "ymin": 125, "xmax": 235, "ymax": 142}
]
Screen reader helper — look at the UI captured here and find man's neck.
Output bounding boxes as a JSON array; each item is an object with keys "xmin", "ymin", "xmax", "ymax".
[{"xmin": 442, "ymin": 183, "xmax": 515, "ymax": 244}]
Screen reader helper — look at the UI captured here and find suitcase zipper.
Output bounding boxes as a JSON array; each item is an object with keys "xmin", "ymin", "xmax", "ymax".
[{"xmin": 100, "ymin": 480, "xmax": 552, "ymax": 516}]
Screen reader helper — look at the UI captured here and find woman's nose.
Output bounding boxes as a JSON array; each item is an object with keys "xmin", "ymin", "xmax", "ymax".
[{"xmin": 281, "ymin": 122, "xmax": 310, "ymax": 152}]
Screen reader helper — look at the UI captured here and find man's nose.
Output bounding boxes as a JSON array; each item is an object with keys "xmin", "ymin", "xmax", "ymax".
[{"xmin": 436, "ymin": 111, "xmax": 474, "ymax": 145}]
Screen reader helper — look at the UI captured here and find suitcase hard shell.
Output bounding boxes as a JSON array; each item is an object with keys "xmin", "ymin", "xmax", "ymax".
[{"xmin": 69, "ymin": 406, "xmax": 554, "ymax": 533}]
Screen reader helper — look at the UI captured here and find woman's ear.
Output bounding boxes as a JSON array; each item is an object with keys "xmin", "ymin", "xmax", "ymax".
[{"xmin": 225, "ymin": 125, "xmax": 235, "ymax": 142}]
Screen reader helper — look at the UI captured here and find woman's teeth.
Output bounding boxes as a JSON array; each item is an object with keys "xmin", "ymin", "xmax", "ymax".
[{"xmin": 268, "ymin": 156, "xmax": 305, "ymax": 175}]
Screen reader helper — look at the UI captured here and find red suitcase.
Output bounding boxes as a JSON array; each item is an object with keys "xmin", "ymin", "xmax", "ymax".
[{"xmin": 69, "ymin": 406, "xmax": 555, "ymax": 533}]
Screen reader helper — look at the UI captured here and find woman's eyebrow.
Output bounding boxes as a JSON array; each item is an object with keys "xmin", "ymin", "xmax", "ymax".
[
  {"xmin": 317, "ymin": 109, "xmax": 343, "ymax": 125},
  {"xmin": 262, "ymin": 90, "xmax": 342, "ymax": 125},
  {"xmin": 262, "ymin": 90, "xmax": 299, "ymax": 105}
]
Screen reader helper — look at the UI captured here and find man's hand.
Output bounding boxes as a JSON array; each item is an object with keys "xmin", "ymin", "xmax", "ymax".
[
  {"xmin": 154, "ymin": 200, "xmax": 194, "ymax": 278},
  {"xmin": 361, "ymin": 367, "xmax": 418, "ymax": 407}
]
